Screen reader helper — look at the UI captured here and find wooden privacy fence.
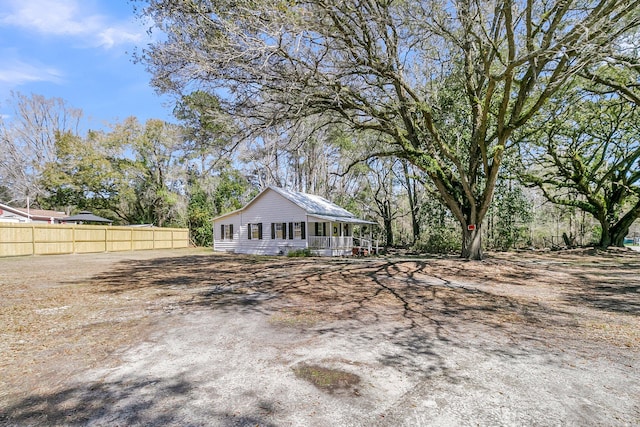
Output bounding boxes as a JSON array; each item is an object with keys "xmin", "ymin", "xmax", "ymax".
[{"xmin": 0, "ymin": 223, "xmax": 189, "ymax": 257}]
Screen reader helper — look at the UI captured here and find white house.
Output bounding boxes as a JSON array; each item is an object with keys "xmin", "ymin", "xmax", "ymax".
[
  {"xmin": 212, "ymin": 186, "xmax": 376, "ymax": 256},
  {"xmin": 0, "ymin": 202, "xmax": 66, "ymax": 224}
]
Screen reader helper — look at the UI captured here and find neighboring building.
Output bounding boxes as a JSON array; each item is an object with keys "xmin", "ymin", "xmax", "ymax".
[
  {"xmin": 61, "ymin": 211, "xmax": 113, "ymax": 225},
  {"xmin": 0, "ymin": 203, "xmax": 66, "ymax": 224},
  {"xmin": 627, "ymin": 223, "xmax": 640, "ymax": 245},
  {"xmin": 212, "ymin": 186, "xmax": 376, "ymax": 256}
]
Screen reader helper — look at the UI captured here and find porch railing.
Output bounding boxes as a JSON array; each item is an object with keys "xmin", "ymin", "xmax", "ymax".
[
  {"xmin": 353, "ymin": 237, "xmax": 380, "ymax": 255},
  {"xmin": 308, "ymin": 236, "xmax": 353, "ymax": 249}
]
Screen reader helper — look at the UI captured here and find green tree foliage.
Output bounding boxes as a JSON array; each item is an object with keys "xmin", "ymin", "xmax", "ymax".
[
  {"xmin": 137, "ymin": 0, "xmax": 640, "ymax": 259},
  {"xmin": 414, "ymin": 198, "xmax": 461, "ymax": 254},
  {"xmin": 186, "ymin": 167, "xmax": 252, "ymax": 247},
  {"xmin": 40, "ymin": 130, "xmax": 122, "ymax": 219},
  {"xmin": 212, "ymin": 168, "xmax": 249, "ymax": 215},
  {"xmin": 520, "ymin": 86, "xmax": 640, "ymax": 248},
  {"xmin": 135, "ymin": 120, "xmax": 184, "ymax": 227},
  {"xmin": 174, "ymin": 90, "xmax": 236, "ymax": 174},
  {"xmin": 486, "ymin": 179, "xmax": 533, "ymax": 250},
  {"xmin": 186, "ymin": 179, "xmax": 215, "ymax": 247},
  {"xmin": 37, "ymin": 117, "xmax": 188, "ymax": 227},
  {"xmin": 581, "ymin": 47, "xmax": 640, "ymax": 107}
]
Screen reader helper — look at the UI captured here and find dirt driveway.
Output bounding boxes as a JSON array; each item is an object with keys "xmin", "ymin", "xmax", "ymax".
[{"xmin": 1, "ymin": 248, "xmax": 639, "ymax": 426}]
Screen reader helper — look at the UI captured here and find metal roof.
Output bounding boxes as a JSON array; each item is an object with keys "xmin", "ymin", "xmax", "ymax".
[
  {"xmin": 212, "ymin": 187, "xmax": 374, "ymax": 225},
  {"xmin": 307, "ymin": 214, "xmax": 377, "ymax": 225},
  {"xmin": 269, "ymin": 186, "xmax": 355, "ymax": 217},
  {"xmin": 62, "ymin": 211, "xmax": 113, "ymax": 223}
]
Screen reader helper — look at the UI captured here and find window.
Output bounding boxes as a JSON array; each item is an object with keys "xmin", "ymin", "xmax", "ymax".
[
  {"xmin": 271, "ymin": 222, "xmax": 286, "ymax": 239},
  {"xmin": 289, "ymin": 222, "xmax": 306, "ymax": 239},
  {"xmin": 248, "ymin": 223, "xmax": 262, "ymax": 240},
  {"xmin": 314, "ymin": 222, "xmax": 327, "ymax": 236},
  {"xmin": 220, "ymin": 224, "xmax": 234, "ymax": 240}
]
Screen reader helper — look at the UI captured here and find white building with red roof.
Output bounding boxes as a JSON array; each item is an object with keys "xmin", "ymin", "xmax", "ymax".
[{"xmin": 0, "ymin": 203, "xmax": 66, "ymax": 224}]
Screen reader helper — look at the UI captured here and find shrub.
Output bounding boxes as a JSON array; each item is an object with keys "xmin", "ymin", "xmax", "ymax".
[
  {"xmin": 287, "ymin": 248, "xmax": 314, "ymax": 257},
  {"xmin": 413, "ymin": 227, "xmax": 461, "ymax": 254}
]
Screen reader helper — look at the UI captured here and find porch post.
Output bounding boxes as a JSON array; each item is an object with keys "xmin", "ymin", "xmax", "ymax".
[{"xmin": 329, "ymin": 221, "xmax": 333, "ymax": 248}]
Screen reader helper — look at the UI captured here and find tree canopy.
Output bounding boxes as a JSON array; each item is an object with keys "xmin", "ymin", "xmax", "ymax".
[
  {"xmin": 137, "ymin": 0, "xmax": 640, "ymax": 258},
  {"xmin": 520, "ymin": 82, "xmax": 640, "ymax": 248}
]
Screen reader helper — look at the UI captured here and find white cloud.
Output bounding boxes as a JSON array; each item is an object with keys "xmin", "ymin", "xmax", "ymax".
[
  {"xmin": 98, "ymin": 26, "xmax": 144, "ymax": 49},
  {"xmin": 0, "ymin": 58, "xmax": 63, "ymax": 85},
  {"xmin": 0, "ymin": 0, "xmax": 144, "ymax": 49}
]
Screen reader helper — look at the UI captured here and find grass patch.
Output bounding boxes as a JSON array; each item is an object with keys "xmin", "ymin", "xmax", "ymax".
[
  {"xmin": 269, "ymin": 309, "xmax": 323, "ymax": 328},
  {"xmin": 292, "ymin": 364, "xmax": 361, "ymax": 394},
  {"xmin": 287, "ymin": 248, "xmax": 314, "ymax": 257}
]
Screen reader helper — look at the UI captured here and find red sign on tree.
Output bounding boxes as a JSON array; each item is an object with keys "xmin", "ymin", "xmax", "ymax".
[{"xmin": 467, "ymin": 224, "xmax": 476, "ymax": 231}]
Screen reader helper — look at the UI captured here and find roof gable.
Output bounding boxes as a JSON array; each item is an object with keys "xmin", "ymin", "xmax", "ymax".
[
  {"xmin": 212, "ymin": 186, "xmax": 356, "ymax": 221},
  {"xmin": 268, "ymin": 187, "xmax": 354, "ymax": 217}
]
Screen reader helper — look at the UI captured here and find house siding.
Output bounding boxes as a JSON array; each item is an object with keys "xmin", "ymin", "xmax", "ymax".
[
  {"xmin": 213, "ymin": 189, "xmax": 310, "ymax": 255},
  {"xmin": 0, "ymin": 203, "xmax": 65, "ymax": 224}
]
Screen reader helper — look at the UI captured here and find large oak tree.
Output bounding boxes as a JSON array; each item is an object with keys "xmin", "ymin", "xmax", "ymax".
[
  {"xmin": 520, "ymin": 86, "xmax": 640, "ymax": 248},
  {"xmin": 137, "ymin": 0, "xmax": 640, "ymax": 259}
]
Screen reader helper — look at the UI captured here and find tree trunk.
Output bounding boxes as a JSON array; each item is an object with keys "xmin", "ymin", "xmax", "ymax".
[
  {"xmin": 384, "ymin": 218, "xmax": 393, "ymax": 247},
  {"xmin": 461, "ymin": 226, "xmax": 483, "ymax": 260},
  {"xmin": 383, "ymin": 200, "xmax": 394, "ymax": 246},
  {"xmin": 610, "ymin": 224, "xmax": 630, "ymax": 248},
  {"xmin": 612, "ymin": 229, "xmax": 627, "ymax": 247},
  {"xmin": 402, "ymin": 161, "xmax": 421, "ymax": 244},
  {"xmin": 598, "ymin": 221, "xmax": 612, "ymax": 248},
  {"xmin": 609, "ymin": 203, "xmax": 640, "ymax": 248}
]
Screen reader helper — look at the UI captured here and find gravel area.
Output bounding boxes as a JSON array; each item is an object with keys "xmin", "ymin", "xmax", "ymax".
[{"xmin": 1, "ymin": 248, "xmax": 639, "ymax": 426}]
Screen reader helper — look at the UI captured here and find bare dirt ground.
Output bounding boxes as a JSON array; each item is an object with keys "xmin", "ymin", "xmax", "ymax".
[{"xmin": 0, "ymin": 248, "xmax": 639, "ymax": 426}]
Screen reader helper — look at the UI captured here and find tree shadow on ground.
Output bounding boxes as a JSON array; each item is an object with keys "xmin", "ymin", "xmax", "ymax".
[
  {"xmin": 11, "ymin": 251, "xmax": 633, "ymax": 424},
  {"xmin": 512, "ymin": 250, "xmax": 640, "ymax": 314},
  {"xmin": 82, "ymin": 253, "xmax": 584, "ymax": 341},
  {"xmin": 566, "ymin": 278, "xmax": 640, "ymax": 314},
  {"xmin": 1, "ymin": 373, "xmax": 277, "ymax": 427},
  {"xmin": 85, "ymin": 254, "xmax": 581, "ymax": 366}
]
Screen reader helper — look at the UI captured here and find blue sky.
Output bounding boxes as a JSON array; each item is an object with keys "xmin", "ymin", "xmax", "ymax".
[{"xmin": 0, "ymin": 0, "xmax": 174, "ymax": 130}]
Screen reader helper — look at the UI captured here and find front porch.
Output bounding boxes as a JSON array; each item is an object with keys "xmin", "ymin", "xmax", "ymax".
[{"xmin": 306, "ymin": 215, "xmax": 377, "ymax": 256}]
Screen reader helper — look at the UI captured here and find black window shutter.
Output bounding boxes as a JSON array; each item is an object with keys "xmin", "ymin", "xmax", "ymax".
[
  {"xmin": 230, "ymin": 224, "xmax": 233, "ymax": 239},
  {"xmin": 221, "ymin": 224, "xmax": 225, "ymax": 240},
  {"xmin": 283, "ymin": 223, "xmax": 287, "ymax": 239},
  {"xmin": 248, "ymin": 224, "xmax": 252, "ymax": 240},
  {"xmin": 314, "ymin": 222, "xmax": 319, "ymax": 236},
  {"xmin": 271, "ymin": 223, "xmax": 275, "ymax": 239},
  {"xmin": 289, "ymin": 222, "xmax": 293, "ymax": 239},
  {"xmin": 258, "ymin": 223, "xmax": 263, "ymax": 240},
  {"xmin": 301, "ymin": 222, "xmax": 306, "ymax": 240},
  {"xmin": 322, "ymin": 223, "xmax": 326, "ymax": 236}
]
